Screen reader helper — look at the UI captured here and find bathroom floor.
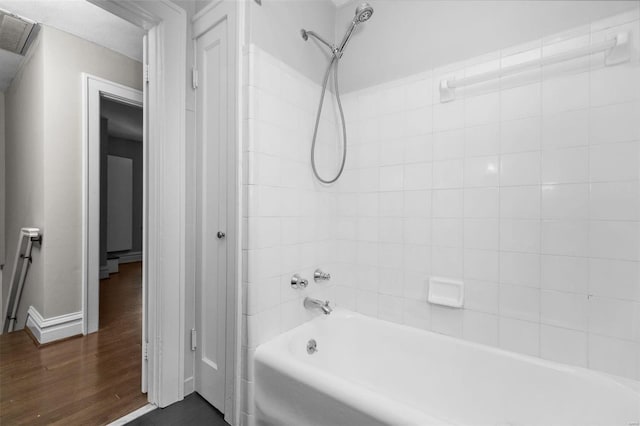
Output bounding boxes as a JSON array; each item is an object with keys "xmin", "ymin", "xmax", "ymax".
[
  {"xmin": 125, "ymin": 393, "xmax": 228, "ymax": 426},
  {"xmin": 0, "ymin": 262, "xmax": 146, "ymax": 425}
]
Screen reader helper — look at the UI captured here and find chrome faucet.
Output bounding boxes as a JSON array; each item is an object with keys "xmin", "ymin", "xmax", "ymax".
[{"xmin": 304, "ymin": 297, "xmax": 333, "ymax": 315}]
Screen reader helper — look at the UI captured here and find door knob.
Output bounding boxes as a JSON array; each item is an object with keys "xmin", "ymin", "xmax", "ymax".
[{"xmin": 217, "ymin": 231, "xmax": 226, "ymax": 239}]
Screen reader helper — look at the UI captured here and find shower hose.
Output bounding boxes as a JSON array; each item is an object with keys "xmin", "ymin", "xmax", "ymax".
[{"xmin": 310, "ymin": 54, "xmax": 348, "ymax": 184}]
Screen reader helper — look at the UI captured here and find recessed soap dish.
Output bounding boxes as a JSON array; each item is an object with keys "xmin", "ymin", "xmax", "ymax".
[{"xmin": 428, "ymin": 277, "xmax": 464, "ymax": 308}]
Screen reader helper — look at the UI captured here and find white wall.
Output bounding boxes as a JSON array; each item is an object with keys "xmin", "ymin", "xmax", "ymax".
[
  {"xmin": 3, "ymin": 32, "xmax": 45, "ymax": 328},
  {"xmin": 41, "ymin": 26, "xmax": 143, "ymax": 318},
  {"xmin": 335, "ymin": 0, "xmax": 640, "ymax": 92},
  {"xmin": 333, "ymin": 8, "xmax": 640, "ymax": 381},
  {"xmin": 247, "ymin": 0, "xmax": 336, "ymax": 84}
]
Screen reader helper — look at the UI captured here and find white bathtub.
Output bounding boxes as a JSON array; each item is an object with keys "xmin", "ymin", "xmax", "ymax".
[{"xmin": 255, "ymin": 309, "xmax": 640, "ymax": 426}]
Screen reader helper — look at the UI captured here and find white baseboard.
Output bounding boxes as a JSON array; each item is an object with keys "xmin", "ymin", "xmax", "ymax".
[
  {"xmin": 118, "ymin": 251, "xmax": 142, "ymax": 264},
  {"xmin": 100, "ymin": 265, "xmax": 110, "ymax": 279},
  {"xmin": 184, "ymin": 376, "xmax": 195, "ymax": 395},
  {"xmin": 26, "ymin": 306, "xmax": 83, "ymax": 344},
  {"xmin": 106, "ymin": 403, "xmax": 156, "ymax": 426}
]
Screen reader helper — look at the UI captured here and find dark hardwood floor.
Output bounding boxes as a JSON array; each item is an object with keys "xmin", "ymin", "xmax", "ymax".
[{"xmin": 0, "ymin": 262, "xmax": 147, "ymax": 425}]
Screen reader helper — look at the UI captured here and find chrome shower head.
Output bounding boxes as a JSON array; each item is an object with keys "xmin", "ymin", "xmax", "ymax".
[{"xmin": 354, "ymin": 3, "xmax": 374, "ymax": 24}]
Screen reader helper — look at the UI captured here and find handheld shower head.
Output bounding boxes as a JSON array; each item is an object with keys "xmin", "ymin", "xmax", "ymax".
[{"xmin": 354, "ymin": 3, "xmax": 374, "ymax": 23}]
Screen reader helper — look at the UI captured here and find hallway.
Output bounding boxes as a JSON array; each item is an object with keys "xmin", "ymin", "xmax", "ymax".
[{"xmin": 0, "ymin": 262, "xmax": 146, "ymax": 425}]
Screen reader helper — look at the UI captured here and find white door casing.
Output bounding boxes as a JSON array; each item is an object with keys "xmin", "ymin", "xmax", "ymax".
[
  {"xmin": 83, "ymin": 74, "xmax": 142, "ymax": 336},
  {"xmin": 85, "ymin": 0, "xmax": 188, "ymax": 408}
]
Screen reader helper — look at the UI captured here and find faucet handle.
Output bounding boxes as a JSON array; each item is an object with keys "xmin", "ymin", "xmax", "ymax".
[
  {"xmin": 291, "ymin": 274, "xmax": 308, "ymax": 289},
  {"xmin": 314, "ymin": 268, "xmax": 331, "ymax": 282}
]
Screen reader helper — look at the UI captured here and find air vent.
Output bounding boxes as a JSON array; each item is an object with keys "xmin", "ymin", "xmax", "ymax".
[{"xmin": 0, "ymin": 9, "xmax": 38, "ymax": 56}]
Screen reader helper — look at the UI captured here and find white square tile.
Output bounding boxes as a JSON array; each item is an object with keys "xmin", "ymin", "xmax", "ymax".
[
  {"xmin": 589, "ymin": 181, "xmax": 639, "ymax": 221},
  {"xmin": 403, "ymin": 270, "xmax": 429, "ymax": 300},
  {"xmin": 403, "ymin": 244, "xmax": 431, "ymax": 273},
  {"xmin": 542, "ymin": 109, "xmax": 589, "ymax": 149},
  {"xmin": 404, "ymin": 134, "xmax": 433, "ymax": 164},
  {"xmin": 541, "ymin": 255, "xmax": 588, "ymax": 294},
  {"xmin": 465, "ymin": 279, "xmax": 499, "ymax": 314},
  {"xmin": 463, "ymin": 311, "xmax": 499, "ymax": 346},
  {"xmin": 500, "ymin": 117, "xmax": 541, "ymax": 154},
  {"xmin": 431, "ymin": 246, "xmax": 463, "ymax": 278},
  {"xmin": 464, "ymin": 249, "xmax": 499, "ymax": 282},
  {"xmin": 379, "ymin": 191, "xmax": 404, "ymax": 217},
  {"xmin": 378, "ymin": 217, "xmax": 403, "ymax": 243},
  {"xmin": 404, "ymin": 106, "xmax": 433, "ymax": 136},
  {"xmin": 541, "ymin": 220, "xmax": 589, "ymax": 257},
  {"xmin": 403, "ymin": 218, "xmax": 431, "ymax": 245},
  {"xmin": 464, "ymin": 156, "xmax": 499, "ymax": 188},
  {"xmin": 590, "ymin": 63, "xmax": 640, "ymax": 107},
  {"xmin": 589, "ymin": 221, "xmax": 639, "ymax": 261},
  {"xmin": 501, "ymin": 83, "xmax": 541, "ymax": 121},
  {"xmin": 465, "ymin": 92, "xmax": 500, "ymax": 126},
  {"xmin": 404, "ymin": 190, "xmax": 431, "ymax": 217},
  {"xmin": 433, "ymin": 159, "xmax": 464, "ymax": 188},
  {"xmin": 379, "ymin": 165, "xmax": 404, "ymax": 191},
  {"xmin": 379, "ymin": 139, "xmax": 404, "ymax": 166},
  {"xmin": 500, "ymin": 151, "xmax": 541, "ymax": 186},
  {"xmin": 431, "ymin": 305, "xmax": 463, "ymax": 337},
  {"xmin": 434, "ymin": 101, "xmax": 464, "ymax": 132},
  {"xmin": 589, "ymin": 102, "xmax": 640, "ymax": 145},
  {"xmin": 588, "ymin": 296, "xmax": 638, "ymax": 340},
  {"xmin": 500, "ymin": 285, "xmax": 540, "ymax": 322},
  {"xmin": 541, "ymin": 184, "xmax": 589, "ymax": 219},
  {"xmin": 464, "ymin": 219, "xmax": 499, "ymax": 250},
  {"xmin": 500, "ymin": 252, "xmax": 540, "ymax": 287},
  {"xmin": 378, "ymin": 294, "xmax": 404, "ymax": 323},
  {"xmin": 499, "ymin": 317, "xmax": 540, "ymax": 357},
  {"xmin": 432, "ymin": 218, "xmax": 463, "ymax": 247},
  {"xmin": 465, "ymin": 123, "xmax": 500, "ymax": 157},
  {"xmin": 434, "ymin": 129, "xmax": 465, "ymax": 160},
  {"xmin": 540, "ymin": 325, "xmax": 587, "ymax": 367},
  {"xmin": 541, "ymin": 290, "xmax": 588, "ymax": 330},
  {"xmin": 402, "ymin": 298, "xmax": 431, "ymax": 330},
  {"xmin": 356, "ymin": 290, "xmax": 378, "ymax": 317},
  {"xmin": 432, "ymin": 189, "xmax": 463, "ymax": 218},
  {"xmin": 589, "ymin": 258, "xmax": 640, "ymax": 302},
  {"xmin": 404, "ymin": 163, "xmax": 433, "ymax": 190},
  {"xmin": 590, "ymin": 142, "xmax": 640, "ymax": 182},
  {"xmin": 464, "ymin": 188, "xmax": 499, "ymax": 218},
  {"xmin": 542, "ymin": 72, "xmax": 589, "ymax": 114},
  {"xmin": 405, "ymin": 78, "xmax": 434, "ymax": 109},
  {"xmin": 541, "ymin": 147, "xmax": 589, "ymax": 184},
  {"xmin": 500, "ymin": 219, "xmax": 541, "ymax": 253},
  {"xmin": 500, "ymin": 186, "xmax": 541, "ymax": 219},
  {"xmin": 588, "ymin": 334, "xmax": 639, "ymax": 380}
]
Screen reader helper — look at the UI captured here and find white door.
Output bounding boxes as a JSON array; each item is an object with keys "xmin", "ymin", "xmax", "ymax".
[{"xmin": 195, "ymin": 16, "xmax": 229, "ymax": 411}]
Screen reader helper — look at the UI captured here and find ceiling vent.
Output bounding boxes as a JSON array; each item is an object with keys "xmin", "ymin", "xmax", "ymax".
[{"xmin": 0, "ymin": 9, "xmax": 38, "ymax": 55}]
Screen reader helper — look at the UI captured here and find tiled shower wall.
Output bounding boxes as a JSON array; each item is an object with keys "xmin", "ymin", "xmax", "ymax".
[
  {"xmin": 331, "ymin": 9, "xmax": 640, "ymax": 381},
  {"xmin": 241, "ymin": 45, "xmax": 341, "ymax": 423}
]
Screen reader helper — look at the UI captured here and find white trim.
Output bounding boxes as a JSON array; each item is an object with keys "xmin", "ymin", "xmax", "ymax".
[
  {"xmin": 106, "ymin": 403, "xmax": 157, "ymax": 426},
  {"xmin": 25, "ymin": 306, "xmax": 83, "ymax": 344},
  {"xmin": 82, "ymin": 73, "xmax": 143, "ymax": 336},
  {"xmin": 88, "ymin": 0, "xmax": 187, "ymax": 408}
]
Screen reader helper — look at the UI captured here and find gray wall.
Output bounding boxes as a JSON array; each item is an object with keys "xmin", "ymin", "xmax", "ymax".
[
  {"xmin": 3, "ymin": 32, "xmax": 45, "ymax": 328},
  {"xmin": 41, "ymin": 26, "xmax": 143, "ymax": 318},
  {"xmin": 248, "ymin": 0, "xmax": 336, "ymax": 84},
  {"xmin": 336, "ymin": 0, "xmax": 640, "ymax": 92}
]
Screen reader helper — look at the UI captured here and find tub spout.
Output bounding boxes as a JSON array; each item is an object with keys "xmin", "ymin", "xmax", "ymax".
[{"xmin": 304, "ymin": 297, "xmax": 333, "ymax": 315}]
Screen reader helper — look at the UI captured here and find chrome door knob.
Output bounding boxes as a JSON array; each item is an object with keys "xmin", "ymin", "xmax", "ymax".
[{"xmin": 217, "ymin": 231, "xmax": 226, "ymax": 239}]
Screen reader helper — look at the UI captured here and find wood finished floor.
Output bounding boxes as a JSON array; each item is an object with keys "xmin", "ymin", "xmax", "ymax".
[{"xmin": 0, "ymin": 262, "xmax": 147, "ymax": 425}]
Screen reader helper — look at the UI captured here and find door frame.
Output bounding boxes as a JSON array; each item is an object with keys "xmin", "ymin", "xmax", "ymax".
[
  {"xmin": 82, "ymin": 74, "xmax": 142, "ymax": 337},
  {"xmin": 192, "ymin": 1, "xmax": 243, "ymax": 424},
  {"xmin": 84, "ymin": 0, "xmax": 188, "ymax": 409}
]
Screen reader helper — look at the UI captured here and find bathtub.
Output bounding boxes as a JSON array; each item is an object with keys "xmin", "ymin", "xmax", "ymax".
[{"xmin": 254, "ymin": 309, "xmax": 640, "ymax": 426}]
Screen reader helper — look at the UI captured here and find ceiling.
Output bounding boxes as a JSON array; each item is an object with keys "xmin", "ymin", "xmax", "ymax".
[
  {"xmin": 0, "ymin": 0, "xmax": 144, "ymax": 92},
  {"xmin": 101, "ymin": 97, "xmax": 143, "ymax": 142}
]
